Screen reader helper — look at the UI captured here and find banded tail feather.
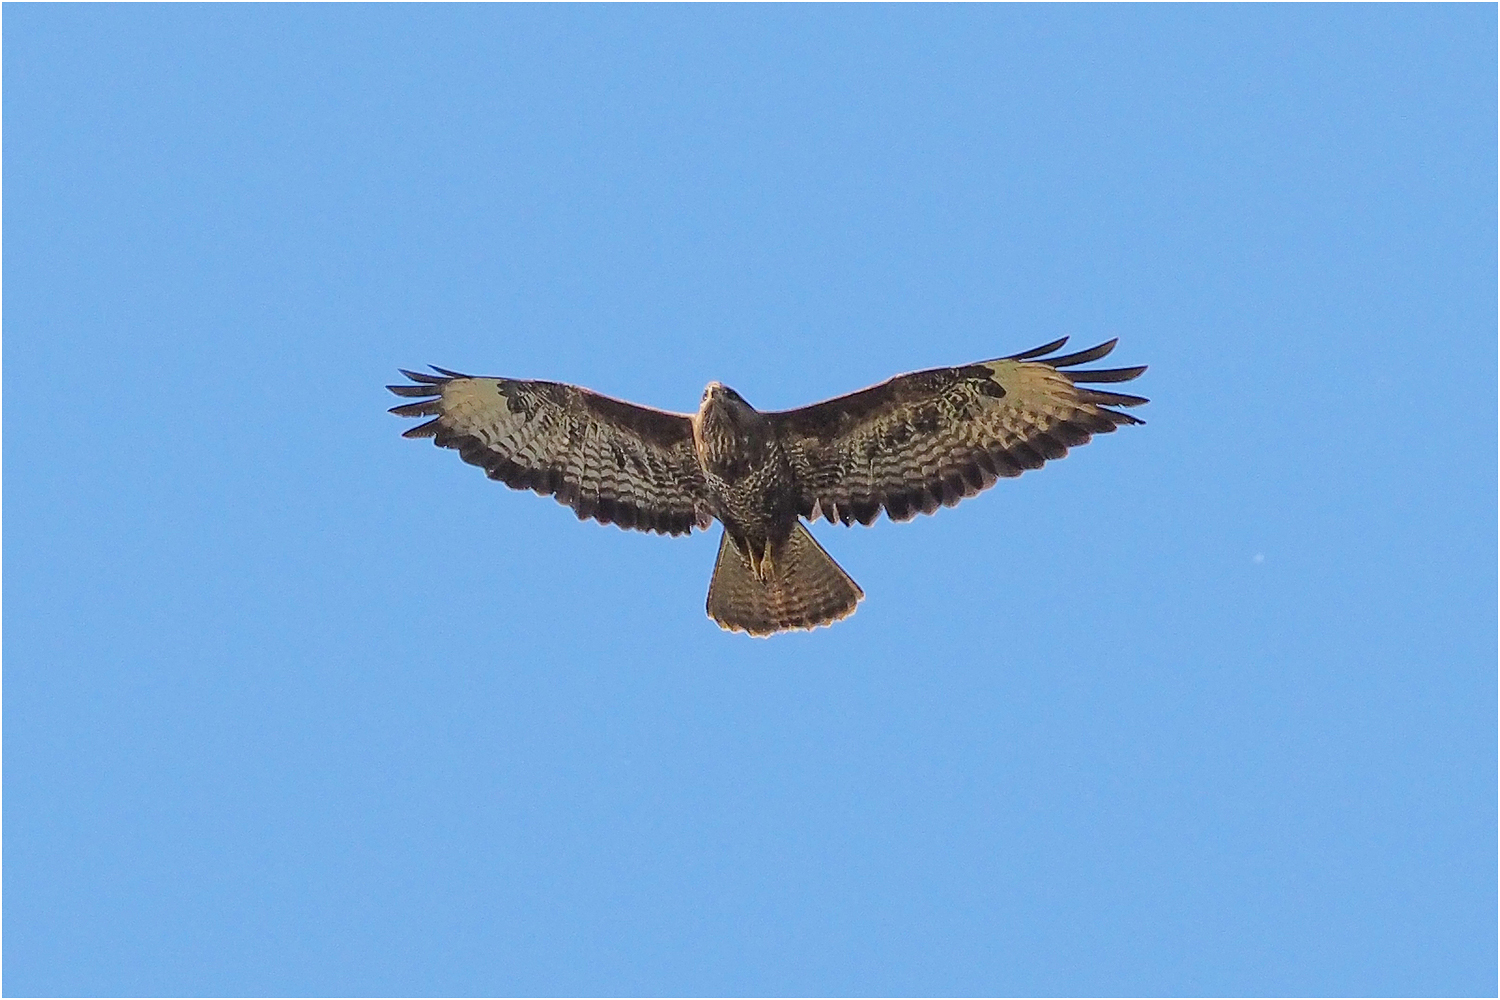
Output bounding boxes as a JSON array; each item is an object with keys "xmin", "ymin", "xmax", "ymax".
[{"xmin": 706, "ymin": 523, "xmax": 863, "ymax": 636}]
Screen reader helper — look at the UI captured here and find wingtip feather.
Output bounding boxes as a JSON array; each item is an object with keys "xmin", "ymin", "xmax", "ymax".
[
  {"xmin": 387, "ymin": 382, "xmax": 442, "ymax": 397},
  {"xmin": 1081, "ymin": 388, "xmax": 1150, "ymax": 407},
  {"xmin": 398, "ymin": 368, "xmax": 448, "ymax": 384},
  {"xmin": 1044, "ymin": 339, "xmax": 1119, "ymax": 368},
  {"xmin": 389, "ymin": 399, "xmax": 443, "ymax": 417},
  {"xmin": 1064, "ymin": 364, "xmax": 1148, "ymax": 384},
  {"xmin": 1005, "ymin": 336, "xmax": 1070, "ymax": 361},
  {"xmin": 400, "ymin": 418, "xmax": 443, "ymax": 438}
]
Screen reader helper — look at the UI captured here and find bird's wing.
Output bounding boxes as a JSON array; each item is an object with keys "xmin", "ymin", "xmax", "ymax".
[
  {"xmin": 769, "ymin": 338, "xmax": 1148, "ymax": 526},
  {"xmin": 388, "ymin": 369, "xmax": 709, "ymax": 535}
]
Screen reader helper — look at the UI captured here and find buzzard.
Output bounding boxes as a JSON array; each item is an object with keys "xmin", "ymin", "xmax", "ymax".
[{"xmin": 388, "ymin": 337, "xmax": 1147, "ymax": 636}]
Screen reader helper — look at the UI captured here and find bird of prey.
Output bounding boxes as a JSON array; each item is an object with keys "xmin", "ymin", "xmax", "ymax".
[{"xmin": 388, "ymin": 338, "xmax": 1146, "ymax": 636}]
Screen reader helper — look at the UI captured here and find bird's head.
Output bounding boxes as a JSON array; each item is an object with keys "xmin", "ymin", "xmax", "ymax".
[{"xmin": 698, "ymin": 382, "xmax": 756, "ymax": 425}]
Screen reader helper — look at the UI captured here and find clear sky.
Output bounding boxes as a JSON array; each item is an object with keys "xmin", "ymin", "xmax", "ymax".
[{"xmin": 5, "ymin": 6, "xmax": 1495, "ymax": 996}]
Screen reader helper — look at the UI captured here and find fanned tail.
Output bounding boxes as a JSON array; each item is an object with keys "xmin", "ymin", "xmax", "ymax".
[{"xmin": 706, "ymin": 523, "xmax": 864, "ymax": 636}]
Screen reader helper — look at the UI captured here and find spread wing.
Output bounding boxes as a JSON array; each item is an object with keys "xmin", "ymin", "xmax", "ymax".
[
  {"xmin": 388, "ymin": 369, "xmax": 709, "ymax": 535},
  {"xmin": 770, "ymin": 338, "xmax": 1147, "ymax": 526}
]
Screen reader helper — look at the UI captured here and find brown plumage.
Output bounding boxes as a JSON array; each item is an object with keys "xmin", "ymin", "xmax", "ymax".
[{"xmin": 388, "ymin": 337, "xmax": 1147, "ymax": 636}]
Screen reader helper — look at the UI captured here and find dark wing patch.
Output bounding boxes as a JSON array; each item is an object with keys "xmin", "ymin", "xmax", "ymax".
[
  {"xmin": 388, "ymin": 370, "xmax": 708, "ymax": 535},
  {"xmin": 770, "ymin": 338, "xmax": 1147, "ymax": 527}
]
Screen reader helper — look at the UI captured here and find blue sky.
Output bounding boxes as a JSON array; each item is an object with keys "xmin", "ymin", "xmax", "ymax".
[{"xmin": 5, "ymin": 5, "xmax": 1494, "ymax": 996}]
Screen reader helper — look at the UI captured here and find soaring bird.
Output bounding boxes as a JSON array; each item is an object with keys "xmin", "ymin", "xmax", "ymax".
[{"xmin": 388, "ymin": 337, "xmax": 1147, "ymax": 635}]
